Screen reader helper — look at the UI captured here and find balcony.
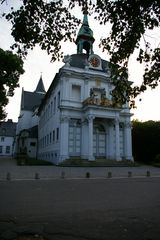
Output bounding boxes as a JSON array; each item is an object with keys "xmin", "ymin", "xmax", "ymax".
[{"xmin": 83, "ymin": 97, "xmax": 121, "ymax": 108}]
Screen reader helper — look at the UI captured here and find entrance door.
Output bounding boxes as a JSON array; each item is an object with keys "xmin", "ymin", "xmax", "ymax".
[
  {"xmin": 93, "ymin": 124, "xmax": 106, "ymax": 157},
  {"xmin": 69, "ymin": 119, "xmax": 81, "ymax": 156}
]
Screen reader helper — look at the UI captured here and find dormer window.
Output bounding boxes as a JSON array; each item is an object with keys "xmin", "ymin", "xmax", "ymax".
[{"xmin": 2, "ymin": 128, "xmax": 6, "ymax": 135}]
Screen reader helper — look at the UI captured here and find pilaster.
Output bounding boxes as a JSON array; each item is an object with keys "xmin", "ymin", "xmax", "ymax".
[
  {"xmin": 87, "ymin": 115, "xmax": 95, "ymax": 161},
  {"xmin": 59, "ymin": 115, "xmax": 69, "ymax": 161},
  {"xmin": 81, "ymin": 118, "xmax": 89, "ymax": 159},
  {"xmin": 124, "ymin": 121, "xmax": 133, "ymax": 161},
  {"xmin": 115, "ymin": 118, "xmax": 121, "ymax": 161},
  {"xmin": 107, "ymin": 120, "xmax": 114, "ymax": 159}
]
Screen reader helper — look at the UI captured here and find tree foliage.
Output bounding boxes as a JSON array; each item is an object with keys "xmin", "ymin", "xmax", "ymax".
[
  {"xmin": 0, "ymin": 48, "xmax": 24, "ymax": 120},
  {"xmin": 1, "ymin": 0, "xmax": 160, "ymax": 106},
  {"xmin": 132, "ymin": 120, "xmax": 160, "ymax": 163}
]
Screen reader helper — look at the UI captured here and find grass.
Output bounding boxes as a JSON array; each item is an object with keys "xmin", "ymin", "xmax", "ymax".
[
  {"xmin": 16, "ymin": 157, "xmax": 140, "ymax": 167},
  {"xmin": 16, "ymin": 158, "xmax": 54, "ymax": 166},
  {"xmin": 152, "ymin": 162, "xmax": 160, "ymax": 168},
  {"xmin": 17, "ymin": 235, "xmax": 45, "ymax": 240},
  {"xmin": 59, "ymin": 158, "xmax": 139, "ymax": 167}
]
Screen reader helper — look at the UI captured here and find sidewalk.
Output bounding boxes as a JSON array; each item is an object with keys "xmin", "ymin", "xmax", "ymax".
[{"xmin": 0, "ymin": 157, "xmax": 160, "ymax": 180}]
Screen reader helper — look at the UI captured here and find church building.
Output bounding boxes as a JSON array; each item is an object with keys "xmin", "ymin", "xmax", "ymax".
[
  {"xmin": 37, "ymin": 14, "xmax": 133, "ymax": 164},
  {"xmin": 15, "ymin": 76, "xmax": 46, "ymax": 158}
]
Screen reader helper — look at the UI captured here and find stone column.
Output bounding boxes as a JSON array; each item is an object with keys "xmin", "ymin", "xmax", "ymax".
[
  {"xmin": 87, "ymin": 115, "xmax": 95, "ymax": 161},
  {"xmin": 81, "ymin": 118, "xmax": 88, "ymax": 159},
  {"xmin": 107, "ymin": 120, "xmax": 114, "ymax": 159},
  {"xmin": 115, "ymin": 118, "xmax": 121, "ymax": 161},
  {"xmin": 59, "ymin": 116, "xmax": 69, "ymax": 162},
  {"xmin": 124, "ymin": 121, "xmax": 133, "ymax": 161}
]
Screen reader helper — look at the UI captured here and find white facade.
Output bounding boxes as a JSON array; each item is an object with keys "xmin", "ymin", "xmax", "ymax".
[
  {"xmin": 16, "ymin": 110, "xmax": 34, "ymax": 135},
  {"xmin": 38, "ymin": 56, "xmax": 133, "ymax": 164},
  {"xmin": 0, "ymin": 119, "xmax": 17, "ymax": 157},
  {"xmin": 0, "ymin": 136, "xmax": 14, "ymax": 156}
]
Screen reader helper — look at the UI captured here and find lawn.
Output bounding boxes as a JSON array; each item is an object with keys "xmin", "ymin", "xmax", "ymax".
[
  {"xmin": 16, "ymin": 158, "xmax": 54, "ymax": 166},
  {"xmin": 59, "ymin": 158, "xmax": 139, "ymax": 167}
]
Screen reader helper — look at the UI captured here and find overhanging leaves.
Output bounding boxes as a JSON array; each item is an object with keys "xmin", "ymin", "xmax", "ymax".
[{"xmin": 1, "ymin": 0, "xmax": 160, "ymax": 106}]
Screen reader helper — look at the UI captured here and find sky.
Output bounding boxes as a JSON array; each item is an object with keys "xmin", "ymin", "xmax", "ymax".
[{"xmin": 0, "ymin": 2, "xmax": 160, "ymax": 123}]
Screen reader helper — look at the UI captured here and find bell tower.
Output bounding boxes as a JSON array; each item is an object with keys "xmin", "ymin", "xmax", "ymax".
[{"xmin": 75, "ymin": 13, "xmax": 95, "ymax": 56}]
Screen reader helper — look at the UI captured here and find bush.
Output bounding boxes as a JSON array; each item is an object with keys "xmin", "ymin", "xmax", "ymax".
[
  {"xmin": 132, "ymin": 120, "xmax": 160, "ymax": 163},
  {"xmin": 154, "ymin": 154, "xmax": 160, "ymax": 163},
  {"xmin": 59, "ymin": 158, "xmax": 137, "ymax": 167}
]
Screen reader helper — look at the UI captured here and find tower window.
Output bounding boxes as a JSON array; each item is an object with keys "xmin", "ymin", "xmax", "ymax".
[
  {"xmin": 83, "ymin": 41, "xmax": 90, "ymax": 55},
  {"xmin": 2, "ymin": 128, "xmax": 6, "ymax": 135}
]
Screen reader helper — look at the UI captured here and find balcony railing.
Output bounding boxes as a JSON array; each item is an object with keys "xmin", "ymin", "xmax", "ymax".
[{"xmin": 83, "ymin": 97, "xmax": 121, "ymax": 108}]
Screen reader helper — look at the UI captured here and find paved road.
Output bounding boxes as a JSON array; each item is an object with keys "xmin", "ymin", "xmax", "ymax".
[
  {"xmin": 0, "ymin": 178, "xmax": 160, "ymax": 240},
  {"xmin": 1, "ymin": 157, "xmax": 160, "ymax": 180}
]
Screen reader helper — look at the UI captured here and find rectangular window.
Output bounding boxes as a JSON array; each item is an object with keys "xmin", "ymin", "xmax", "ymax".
[
  {"xmin": 54, "ymin": 96, "xmax": 56, "ymax": 114},
  {"xmin": 6, "ymin": 146, "xmax": 10, "ymax": 154},
  {"xmin": 43, "ymin": 137, "xmax": 45, "ymax": 148},
  {"xmin": 50, "ymin": 132, "xmax": 52, "ymax": 144},
  {"xmin": 53, "ymin": 130, "xmax": 55, "ymax": 142},
  {"xmin": 0, "ymin": 146, "xmax": 2, "ymax": 154},
  {"xmin": 57, "ymin": 91, "xmax": 60, "ymax": 108},
  {"xmin": 47, "ymin": 134, "xmax": 49, "ymax": 145},
  {"xmin": 48, "ymin": 104, "xmax": 50, "ymax": 118},
  {"xmin": 1, "ymin": 137, "xmax": 5, "ymax": 142},
  {"xmin": 43, "ymin": 113, "xmax": 45, "ymax": 125},
  {"xmin": 30, "ymin": 142, "xmax": 36, "ymax": 147},
  {"xmin": 51, "ymin": 101, "xmax": 53, "ymax": 115},
  {"xmin": 72, "ymin": 85, "xmax": 81, "ymax": 101},
  {"xmin": 56, "ymin": 128, "xmax": 59, "ymax": 141},
  {"xmin": 44, "ymin": 109, "xmax": 46, "ymax": 121}
]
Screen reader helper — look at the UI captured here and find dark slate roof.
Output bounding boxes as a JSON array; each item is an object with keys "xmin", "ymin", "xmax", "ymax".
[
  {"xmin": 21, "ymin": 76, "xmax": 46, "ymax": 111},
  {"xmin": 28, "ymin": 125, "xmax": 38, "ymax": 138},
  {"xmin": 22, "ymin": 91, "xmax": 45, "ymax": 111},
  {"xmin": 35, "ymin": 76, "xmax": 46, "ymax": 93},
  {"xmin": 38, "ymin": 73, "xmax": 59, "ymax": 114},
  {"xmin": 69, "ymin": 54, "xmax": 109, "ymax": 72},
  {"xmin": 76, "ymin": 14, "xmax": 94, "ymax": 43},
  {"xmin": 0, "ymin": 119, "xmax": 17, "ymax": 137},
  {"xmin": 19, "ymin": 125, "xmax": 38, "ymax": 138}
]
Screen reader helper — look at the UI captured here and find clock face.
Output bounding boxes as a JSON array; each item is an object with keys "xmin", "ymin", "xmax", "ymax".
[{"xmin": 90, "ymin": 57, "xmax": 100, "ymax": 67}]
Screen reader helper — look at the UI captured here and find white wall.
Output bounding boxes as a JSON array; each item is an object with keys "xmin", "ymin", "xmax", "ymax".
[
  {"xmin": 27, "ymin": 138, "xmax": 37, "ymax": 158},
  {"xmin": 0, "ymin": 136, "xmax": 14, "ymax": 156},
  {"xmin": 38, "ymin": 84, "xmax": 61, "ymax": 163},
  {"xmin": 16, "ymin": 110, "xmax": 33, "ymax": 134}
]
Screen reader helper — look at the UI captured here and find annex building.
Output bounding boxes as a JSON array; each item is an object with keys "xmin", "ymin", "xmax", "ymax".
[
  {"xmin": 0, "ymin": 119, "xmax": 17, "ymax": 157},
  {"xmin": 15, "ymin": 77, "xmax": 46, "ymax": 158}
]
